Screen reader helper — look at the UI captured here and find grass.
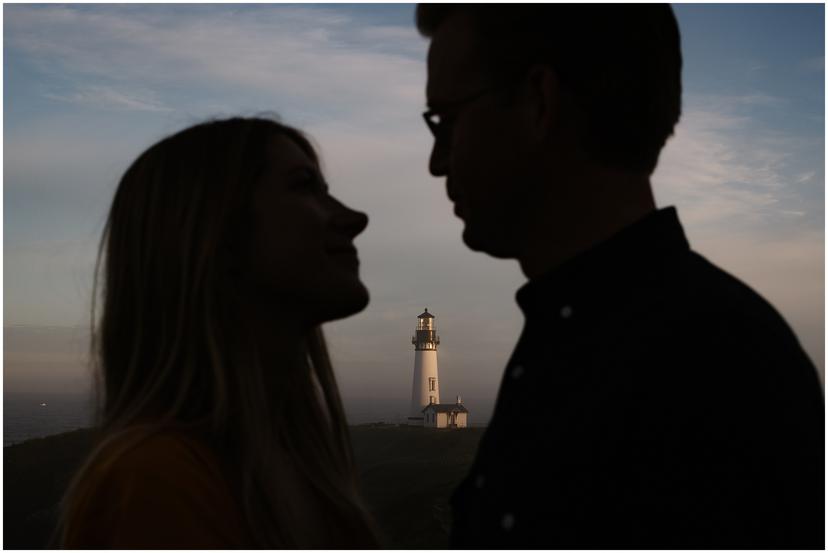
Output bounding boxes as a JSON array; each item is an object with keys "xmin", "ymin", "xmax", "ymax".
[
  {"xmin": 4, "ymin": 428, "xmax": 99, "ymax": 549},
  {"xmin": 3, "ymin": 424, "xmax": 484, "ymax": 549},
  {"xmin": 350, "ymin": 424, "xmax": 484, "ymax": 548}
]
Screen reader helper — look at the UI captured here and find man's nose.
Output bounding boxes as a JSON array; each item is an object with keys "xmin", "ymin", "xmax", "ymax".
[
  {"xmin": 336, "ymin": 201, "xmax": 369, "ymax": 238},
  {"xmin": 429, "ymin": 135, "xmax": 450, "ymax": 177}
]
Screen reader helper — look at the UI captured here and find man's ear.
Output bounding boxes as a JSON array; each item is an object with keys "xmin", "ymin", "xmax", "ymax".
[
  {"xmin": 525, "ymin": 64, "xmax": 559, "ymax": 143},
  {"xmin": 221, "ymin": 227, "xmax": 250, "ymax": 281}
]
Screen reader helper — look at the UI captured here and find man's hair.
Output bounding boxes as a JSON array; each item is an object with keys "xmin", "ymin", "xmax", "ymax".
[{"xmin": 417, "ymin": 4, "xmax": 682, "ymax": 174}]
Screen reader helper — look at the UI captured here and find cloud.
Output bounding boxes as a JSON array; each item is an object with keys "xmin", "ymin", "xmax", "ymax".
[
  {"xmin": 798, "ymin": 55, "xmax": 825, "ymax": 73},
  {"xmin": 654, "ymin": 97, "xmax": 819, "ymax": 229},
  {"xmin": 685, "ymin": 92, "xmax": 788, "ymax": 113},
  {"xmin": 4, "ymin": 4, "xmax": 823, "ymax": 398},
  {"xmin": 43, "ymin": 85, "xmax": 171, "ymax": 112},
  {"xmin": 6, "ymin": 5, "xmax": 428, "ymax": 125},
  {"xmin": 794, "ymin": 171, "xmax": 816, "ymax": 184},
  {"xmin": 730, "ymin": 93, "xmax": 787, "ymax": 107}
]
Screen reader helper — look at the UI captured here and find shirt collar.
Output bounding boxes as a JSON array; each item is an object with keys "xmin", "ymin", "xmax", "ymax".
[{"xmin": 516, "ymin": 207, "xmax": 690, "ymax": 317}]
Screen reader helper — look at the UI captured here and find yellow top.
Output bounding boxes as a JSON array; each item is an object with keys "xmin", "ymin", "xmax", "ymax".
[{"xmin": 61, "ymin": 426, "xmax": 252, "ymax": 549}]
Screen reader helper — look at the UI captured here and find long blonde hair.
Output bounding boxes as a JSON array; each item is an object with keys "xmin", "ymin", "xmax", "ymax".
[{"xmin": 58, "ymin": 117, "xmax": 378, "ymax": 547}]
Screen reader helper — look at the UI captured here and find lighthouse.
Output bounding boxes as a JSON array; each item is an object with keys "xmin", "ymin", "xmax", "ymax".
[{"xmin": 408, "ymin": 308, "xmax": 440, "ymax": 425}]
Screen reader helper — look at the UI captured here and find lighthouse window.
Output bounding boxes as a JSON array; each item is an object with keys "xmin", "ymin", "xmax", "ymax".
[
  {"xmin": 429, "ymin": 377, "xmax": 436, "ymax": 392},
  {"xmin": 429, "ymin": 395, "xmax": 436, "ymax": 404}
]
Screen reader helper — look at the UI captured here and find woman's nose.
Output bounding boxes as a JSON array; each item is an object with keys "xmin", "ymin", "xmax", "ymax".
[{"xmin": 349, "ymin": 209, "xmax": 369, "ymax": 237}]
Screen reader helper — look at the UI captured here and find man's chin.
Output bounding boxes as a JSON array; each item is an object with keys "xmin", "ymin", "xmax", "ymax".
[{"xmin": 462, "ymin": 226, "xmax": 516, "ymax": 259}]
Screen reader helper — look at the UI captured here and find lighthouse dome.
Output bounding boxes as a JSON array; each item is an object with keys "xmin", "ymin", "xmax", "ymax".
[{"xmin": 418, "ymin": 308, "xmax": 435, "ymax": 319}]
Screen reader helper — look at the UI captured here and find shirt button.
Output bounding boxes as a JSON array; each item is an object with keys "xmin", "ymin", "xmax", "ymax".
[
  {"xmin": 510, "ymin": 364, "xmax": 525, "ymax": 379},
  {"xmin": 474, "ymin": 474, "xmax": 485, "ymax": 489},
  {"xmin": 501, "ymin": 513, "xmax": 516, "ymax": 531},
  {"xmin": 560, "ymin": 305, "xmax": 573, "ymax": 319}
]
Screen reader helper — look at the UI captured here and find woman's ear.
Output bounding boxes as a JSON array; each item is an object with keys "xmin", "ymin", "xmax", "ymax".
[
  {"xmin": 221, "ymin": 214, "xmax": 257, "ymax": 281},
  {"xmin": 220, "ymin": 232, "xmax": 245, "ymax": 282},
  {"xmin": 525, "ymin": 64, "xmax": 560, "ymax": 143}
]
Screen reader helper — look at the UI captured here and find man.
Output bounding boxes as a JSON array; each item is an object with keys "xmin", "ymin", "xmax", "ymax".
[{"xmin": 417, "ymin": 4, "xmax": 823, "ymax": 548}]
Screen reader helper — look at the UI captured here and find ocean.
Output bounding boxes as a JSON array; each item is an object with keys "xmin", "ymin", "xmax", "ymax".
[
  {"xmin": 4, "ymin": 392, "xmax": 96, "ymax": 447},
  {"xmin": 4, "ymin": 392, "xmax": 494, "ymax": 446}
]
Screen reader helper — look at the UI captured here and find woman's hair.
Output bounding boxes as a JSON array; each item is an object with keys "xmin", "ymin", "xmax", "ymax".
[{"xmin": 58, "ymin": 117, "xmax": 379, "ymax": 547}]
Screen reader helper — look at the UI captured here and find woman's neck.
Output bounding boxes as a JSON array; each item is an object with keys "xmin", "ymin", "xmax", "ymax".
[{"xmin": 238, "ymin": 299, "xmax": 312, "ymax": 365}]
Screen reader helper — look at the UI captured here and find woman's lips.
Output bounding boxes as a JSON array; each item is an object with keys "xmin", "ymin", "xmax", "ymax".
[
  {"xmin": 327, "ymin": 245, "xmax": 360, "ymax": 267},
  {"xmin": 327, "ymin": 245, "xmax": 357, "ymax": 256}
]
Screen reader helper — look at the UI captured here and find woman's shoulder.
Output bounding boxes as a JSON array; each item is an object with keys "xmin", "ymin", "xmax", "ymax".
[
  {"xmin": 62, "ymin": 425, "xmax": 250, "ymax": 548},
  {"xmin": 90, "ymin": 425, "xmax": 221, "ymax": 479}
]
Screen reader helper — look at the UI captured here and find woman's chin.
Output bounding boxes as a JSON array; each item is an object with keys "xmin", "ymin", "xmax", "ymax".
[
  {"xmin": 325, "ymin": 280, "xmax": 370, "ymax": 321},
  {"xmin": 305, "ymin": 277, "xmax": 369, "ymax": 324}
]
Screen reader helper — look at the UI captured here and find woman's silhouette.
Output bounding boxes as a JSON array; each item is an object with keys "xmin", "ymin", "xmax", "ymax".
[{"xmin": 57, "ymin": 117, "xmax": 379, "ymax": 548}]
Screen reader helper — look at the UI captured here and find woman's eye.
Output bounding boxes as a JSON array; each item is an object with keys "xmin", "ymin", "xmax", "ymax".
[{"xmin": 292, "ymin": 173, "xmax": 325, "ymax": 193}]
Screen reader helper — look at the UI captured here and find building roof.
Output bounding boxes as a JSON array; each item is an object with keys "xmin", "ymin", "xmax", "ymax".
[
  {"xmin": 417, "ymin": 308, "xmax": 434, "ymax": 319},
  {"xmin": 422, "ymin": 403, "xmax": 469, "ymax": 414}
]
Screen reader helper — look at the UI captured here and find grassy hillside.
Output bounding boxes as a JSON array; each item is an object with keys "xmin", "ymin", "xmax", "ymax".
[
  {"xmin": 4, "ymin": 424, "xmax": 484, "ymax": 549},
  {"xmin": 350, "ymin": 424, "xmax": 484, "ymax": 548},
  {"xmin": 4, "ymin": 428, "xmax": 98, "ymax": 549}
]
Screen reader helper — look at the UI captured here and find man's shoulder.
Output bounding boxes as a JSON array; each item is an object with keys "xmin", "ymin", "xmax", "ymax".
[
  {"xmin": 644, "ymin": 249, "xmax": 793, "ymax": 333},
  {"xmin": 654, "ymin": 250, "xmax": 818, "ymax": 384},
  {"xmin": 585, "ymin": 248, "xmax": 796, "ymax": 346},
  {"xmin": 574, "ymin": 248, "xmax": 819, "ymax": 387}
]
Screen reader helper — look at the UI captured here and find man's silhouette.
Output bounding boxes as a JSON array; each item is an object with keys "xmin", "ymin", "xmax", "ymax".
[{"xmin": 418, "ymin": 5, "xmax": 823, "ymax": 548}]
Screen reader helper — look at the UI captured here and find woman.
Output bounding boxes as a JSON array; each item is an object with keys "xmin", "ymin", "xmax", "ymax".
[{"xmin": 57, "ymin": 117, "xmax": 380, "ymax": 548}]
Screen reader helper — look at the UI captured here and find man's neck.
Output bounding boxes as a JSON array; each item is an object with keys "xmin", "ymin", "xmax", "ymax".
[{"xmin": 518, "ymin": 171, "xmax": 656, "ymax": 279}]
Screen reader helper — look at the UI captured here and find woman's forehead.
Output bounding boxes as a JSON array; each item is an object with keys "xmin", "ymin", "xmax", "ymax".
[{"xmin": 265, "ymin": 134, "xmax": 317, "ymax": 173}]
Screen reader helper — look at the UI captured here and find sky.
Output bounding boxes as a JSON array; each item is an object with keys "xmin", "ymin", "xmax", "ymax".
[{"xmin": 4, "ymin": 4, "xmax": 825, "ymax": 415}]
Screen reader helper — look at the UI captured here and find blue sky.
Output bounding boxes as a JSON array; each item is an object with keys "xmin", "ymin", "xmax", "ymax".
[{"xmin": 4, "ymin": 4, "xmax": 824, "ymax": 401}]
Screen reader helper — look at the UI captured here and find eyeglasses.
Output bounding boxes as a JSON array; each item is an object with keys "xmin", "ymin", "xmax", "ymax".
[{"xmin": 422, "ymin": 86, "xmax": 497, "ymax": 139}]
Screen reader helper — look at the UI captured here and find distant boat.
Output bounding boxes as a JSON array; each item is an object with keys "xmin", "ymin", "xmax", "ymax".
[{"xmin": 40, "ymin": 403, "xmax": 47, "ymax": 407}]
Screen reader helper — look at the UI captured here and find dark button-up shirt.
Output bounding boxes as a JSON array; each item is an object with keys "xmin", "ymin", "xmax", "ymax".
[{"xmin": 450, "ymin": 207, "xmax": 824, "ymax": 549}]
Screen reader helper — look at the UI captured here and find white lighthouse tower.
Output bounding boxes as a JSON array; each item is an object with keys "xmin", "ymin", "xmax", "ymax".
[{"xmin": 408, "ymin": 308, "xmax": 440, "ymax": 425}]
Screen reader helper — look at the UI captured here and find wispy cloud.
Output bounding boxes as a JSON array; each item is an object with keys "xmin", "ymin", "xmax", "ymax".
[
  {"xmin": 798, "ymin": 55, "xmax": 825, "ymax": 73},
  {"xmin": 794, "ymin": 171, "xmax": 817, "ymax": 184},
  {"xmin": 4, "ymin": 4, "xmax": 824, "ymax": 388},
  {"xmin": 655, "ymin": 94, "xmax": 819, "ymax": 229},
  {"xmin": 6, "ymin": 5, "xmax": 427, "ymax": 125},
  {"xmin": 43, "ymin": 85, "xmax": 171, "ymax": 112}
]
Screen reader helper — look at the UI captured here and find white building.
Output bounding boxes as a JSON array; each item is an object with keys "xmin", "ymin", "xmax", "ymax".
[
  {"xmin": 408, "ymin": 308, "xmax": 440, "ymax": 425},
  {"xmin": 408, "ymin": 309, "xmax": 470, "ymax": 428},
  {"xmin": 423, "ymin": 396, "xmax": 469, "ymax": 428}
]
